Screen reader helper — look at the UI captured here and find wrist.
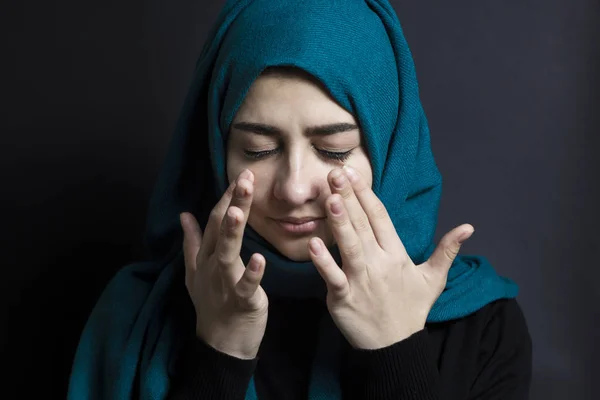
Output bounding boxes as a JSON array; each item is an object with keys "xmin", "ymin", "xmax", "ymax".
[
  {"xmin": 200, "ymin": 338, "xmax": 259, "ymax": 360},
  {"xmin": 210, "ymin": 345, "xmax": 259, "ymax": 361},
  {"xmin": 196, "ymin": 327, "xmax": 259, "ymax": 360},
  {"xmin": 351, "ymin": 323, "xmax": 426, "ymax": 350}
]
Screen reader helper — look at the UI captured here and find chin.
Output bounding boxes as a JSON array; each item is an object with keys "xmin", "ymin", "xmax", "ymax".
[{"xmin": 270, "ymin": 238, "xmax": 313, "ymax": 262}]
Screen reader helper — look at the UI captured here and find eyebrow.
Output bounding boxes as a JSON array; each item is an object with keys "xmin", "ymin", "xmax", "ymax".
[{"xmin": 231, "ymin": 122, "xmax": 359, "ymax": 137}]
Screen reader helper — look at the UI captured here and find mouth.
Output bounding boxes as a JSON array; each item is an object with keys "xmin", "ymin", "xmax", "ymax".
[{"xmin": 272, "ymin": 217, "xmax": 325, "ymax": 235}]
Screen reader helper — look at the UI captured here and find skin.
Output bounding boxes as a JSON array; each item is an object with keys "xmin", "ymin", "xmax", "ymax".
[
  {"xmin": 180, "ymin": 69, "xmax": 474, "ymax": 359},
  {"xmin": 225, "ymin": 69, "xmax": 373, "ymax": 261}
]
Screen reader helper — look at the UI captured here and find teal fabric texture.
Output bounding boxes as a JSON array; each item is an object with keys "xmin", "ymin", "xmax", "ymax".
[{"xmin": 67, "ymin": 0, "xmax": 519, "ymax": 399}]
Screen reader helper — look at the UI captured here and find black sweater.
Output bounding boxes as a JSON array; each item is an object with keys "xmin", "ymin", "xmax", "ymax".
[{"xmin": 168, "ymin": 297, "xmax": 532, "ymax": 400}]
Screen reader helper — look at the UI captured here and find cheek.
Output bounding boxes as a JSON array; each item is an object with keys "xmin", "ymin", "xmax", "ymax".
[
  {"xmin": 246, "ymin": 184, "xmax": 272, "ymax": 234},
  {"xmin": 249, "ymin": 187, "xmax": 268, "ymax": 213},
  {"xmin": 350, "ymin": 150, "xmax": 373, "ymax": 188},
  {"xmin": 226, "ymin": 148, "xmax": 260, "ymax": 185}
]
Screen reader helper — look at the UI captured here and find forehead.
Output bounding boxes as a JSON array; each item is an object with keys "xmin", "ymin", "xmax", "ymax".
[{"xmin": 234, "ymin": 73, "xmax": 356, "ymax": 126}]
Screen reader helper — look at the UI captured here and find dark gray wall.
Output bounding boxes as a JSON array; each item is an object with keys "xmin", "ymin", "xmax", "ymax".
[{"xmin": 2, "ymin": 0, "xmax": 598, "ymax": 398}]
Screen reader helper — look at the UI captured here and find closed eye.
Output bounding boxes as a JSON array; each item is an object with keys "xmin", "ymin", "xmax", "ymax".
[
  {"xmin": 317, "ymin": 149, "xmax": 352, "ymax": 162},
  {"xmin": 243, "ymin": 148, "xmax": 280, "ymax": 160},
  {"xmin": 243, "ymin": 148, "xmax": 353, "ymax": 162}
]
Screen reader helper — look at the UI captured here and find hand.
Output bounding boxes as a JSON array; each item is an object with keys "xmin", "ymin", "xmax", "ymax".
[
  {"xmin": 180, "ymin": 169, "xmax": 268, "ymax": 360},
  {"xmin": 308, "ymin": 166, "xmax": 474, "ymax": 350}
]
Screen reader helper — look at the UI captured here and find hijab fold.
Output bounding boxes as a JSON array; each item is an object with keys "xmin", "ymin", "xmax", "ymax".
[{"xmin": 68, "ymin": 1, "xmax": 518, "ymax": 398}]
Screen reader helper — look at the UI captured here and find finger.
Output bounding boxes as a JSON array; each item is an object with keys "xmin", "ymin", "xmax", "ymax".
[
  {"xmin": 328, "ymin": 168, "xmax": 378, "ymax": 251},
  {"xmin": 422, "ymin": 224, "xmax": 474, "ymax": 276},
  {"xmin": 181, "ymin": 212, "xmax": 202, "ymax": 289},
  {"xmin": 343, "ymin": 165, "xmax": 401, "ymax": 252},
  {"xmin": 215, "ymin": 205, "xmax": 248, "ymax": 286},
  {"xmin": 202, "ymin": 180, "xmax": 237, "ymax": 254},
  {"xmin": 229, "ymin": 170, "xmax": 255, "ymax": 221},
  {"xmin": 325, "ymin": 193, "xmax": 366, "ymax": 274},
  {"xmin": 204, "ymin": 169, "xmax": 253, "ymax": 253},
  {"xmin": 181, "ymin": 212, "xmax": 202, "ymax": 268},
  {"xmin": 213, "ymin": 170, "xmax": 255, "ymax": 279},
  {"xmin": 308, "ymin": 237, "xmax": 349, "ymax": 298},
  {"xmin": 235, "ymin": 253, "xmax": 266, "ymax": 308}
]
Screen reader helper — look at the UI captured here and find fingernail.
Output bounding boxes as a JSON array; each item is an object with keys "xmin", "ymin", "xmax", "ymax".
[
  {"xmin": 343, "ymin": 165, "xmax": 359, "ymax": 183},
  {"xmin": 238, "ymin": 169, "xmax": 254, "ymax": 182},
  {"xmin": 237, "ymin": 181, "xmax": 251, "ymax": 197},
  {"xmin": 331, "ymin": 169, "xmax": 346, "ymax": 188},
  {"xmin": 245, "ymin": 169, "xmax": 255, "ymax": 183},
  {"xmin": 458, "ymin": 228, "xmax": 474, "ymax": 244},
  {"xmin": 309, "ymin": 238, "xmax": 322, "ymax": 255},
  {"xmin": 330, "ymin": 200, "xmax": 343, "ymax": 215},
  {"xmin": 248, "ymin": 255, "xmax": 261, "ymax": 272}
]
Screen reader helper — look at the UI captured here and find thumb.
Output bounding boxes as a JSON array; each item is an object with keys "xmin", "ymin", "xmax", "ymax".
[{"xmin": 423, "ymin": 224, "xmax": 474, "ymax": 276}]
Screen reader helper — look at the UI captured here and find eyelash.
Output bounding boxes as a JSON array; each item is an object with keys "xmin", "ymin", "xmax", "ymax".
[{"xmin": 243, "ymin": 147, "xmax": 353, "ymax": 162}]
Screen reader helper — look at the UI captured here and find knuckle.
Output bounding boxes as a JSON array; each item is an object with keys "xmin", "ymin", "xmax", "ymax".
[
  {"xmin": 372, "ymin": 201, "xmax": 388, "ymax": 220},
  {"xmin": 235, "ymin": 279, "xmax": 256, "ymax": 300},
  {"xmin": 332, "ymin": 216, "xmax": 349, "ymax": 228},
  {"xmin": 340, "ymin": 187, "xmax": 353, "ymax": 200},
  {"xmin": 216, "ymin": 248, "xmax": 235, "ymax": 266},
  {"xmin": 220, "ymin": 219, "xmax": 240, "ymax": 239},
  {"xmin": 353, "ymin": 180, "xmax": 368, "ymax": 192},
  {"xmin": 353, "ymin": 216, "xmax": 371, "ymax": 233},
  {"xmin": 341, "ymin": 241, "xmax": 362, "ymax": 259},
  {"xmin": 331, "ymin": 281, "xmax": 346, "ymax": 294},
  {"xmin": 443, "ymin": 245, "xmax": 459, "ymax": 260}
]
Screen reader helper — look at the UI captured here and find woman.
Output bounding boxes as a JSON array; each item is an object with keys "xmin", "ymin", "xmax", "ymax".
[{"xmin": 68, "ymin": 0, "xmax": 532, "ymax": 399}]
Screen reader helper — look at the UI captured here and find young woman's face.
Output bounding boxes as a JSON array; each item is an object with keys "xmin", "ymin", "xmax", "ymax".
[{"xmin": 227, "ymin": 72, "xmax": 373, "ymax": 261}]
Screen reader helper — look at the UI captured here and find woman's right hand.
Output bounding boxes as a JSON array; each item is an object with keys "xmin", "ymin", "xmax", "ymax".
[{"xmin": 180, "ymin": 169, "xmax": 268, "ymax": 360}]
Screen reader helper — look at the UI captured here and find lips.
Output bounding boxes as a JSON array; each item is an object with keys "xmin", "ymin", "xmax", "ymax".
[
  {"xmin": 277, "ymin": 216, "xmax": 324, "ymax": 224},
  {"xmin": 272, "ymin": 216, "xmax": 324, "ymax": 234}
]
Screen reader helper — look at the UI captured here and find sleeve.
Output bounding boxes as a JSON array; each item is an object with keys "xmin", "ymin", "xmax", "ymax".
[
  {"xmin": 167, "ymin": 335, "xmax": 258, "ymax": 400},
  {"xmin": 341, "ymin": 329, "xmax": 441, "ymax": 400},
  {"xmin": 468, "ymin": 300, "xmax": 533, "ymax": 400},
  {"xmin": 340, "ymin": 299, "xmax": 533, "ymax": 400}
]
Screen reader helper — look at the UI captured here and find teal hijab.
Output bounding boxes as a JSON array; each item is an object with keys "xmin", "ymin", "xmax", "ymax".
[{"xmin": 68, "ymin": 0, "xmax": 519, "ymax": 399}]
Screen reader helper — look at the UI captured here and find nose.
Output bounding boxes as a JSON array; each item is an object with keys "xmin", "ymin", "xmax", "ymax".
[{"xmin": 272, "ymin": 153, "xmax": 320, "ymax": 206}]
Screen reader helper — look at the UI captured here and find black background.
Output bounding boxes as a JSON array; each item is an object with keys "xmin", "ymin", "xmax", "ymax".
[{"xmin": 2, "ymin": 0, "xmax": 599, "ymax": 398}]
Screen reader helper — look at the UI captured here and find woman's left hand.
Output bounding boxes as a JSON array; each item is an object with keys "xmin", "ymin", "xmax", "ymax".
[{"xmin": 308, "ymin": 166, "xmax": 474, "ymax": 350}]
